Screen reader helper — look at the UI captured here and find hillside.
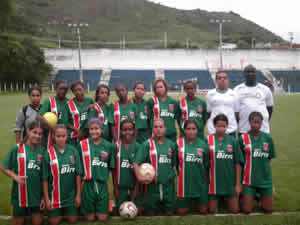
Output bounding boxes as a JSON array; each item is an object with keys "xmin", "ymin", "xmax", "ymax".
[{"xmin": 6, "ymin": 0, "xmax": 284, "ymax": 48}]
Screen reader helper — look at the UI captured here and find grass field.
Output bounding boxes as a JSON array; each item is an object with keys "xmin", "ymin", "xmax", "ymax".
[{"xmin": 0, "ymin": 92, "xmax": 300, "ymax": 224}]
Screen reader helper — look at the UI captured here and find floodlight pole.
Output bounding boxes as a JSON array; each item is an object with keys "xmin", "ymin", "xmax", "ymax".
[
  {"xmin": 210, "ymin": 19, "xmax": 231, "ymax": 69},
  {"xmin": 68, "ymin": 23, "xmax": 88, "ymax": 82}
]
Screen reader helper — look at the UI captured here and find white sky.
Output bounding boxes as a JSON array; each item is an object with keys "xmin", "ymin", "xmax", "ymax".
[{"xmin": 148, "ymin": 0, "xmax": 300, "ymax": 43}]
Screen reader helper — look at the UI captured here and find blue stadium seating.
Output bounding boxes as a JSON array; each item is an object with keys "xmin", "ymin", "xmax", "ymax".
[
  {"xmin": 109, "ymin": 70, "xmax": 155, "ymax": 91},
  {"xmin": 164, "ymin": 70, "xmax": 215, "ymax": 90},
  {"xmin": 54, "ymin": 70, "xmax": 102, "ymax": 91},
  {"xmin": 224, "ymin": 70, "xmax": 268, "ymax": 89},
  {"xmin": 271, "ymin": 70, "xmax": 300, "ymax": 92}
]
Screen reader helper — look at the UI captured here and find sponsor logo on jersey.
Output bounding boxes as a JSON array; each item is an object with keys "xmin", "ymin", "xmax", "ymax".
[
  {"xmin": 92, "ymin": 157, "xmax": 108, "ymax": 167},
  {"xmin": 253, "ymin": 149, "xmax": 269, "ymax": 158},
  {"xmin": 121, "ymin": 160, "xmax": 133, "ymax": 168},
  {"xmin": 139, "ymin": 112, "xmax": 147, "ymax": 120},
  {"xmin": 160, "ymin": 109, "xmax": 174, "ymax": 118},
  {"xmin": 61, "ymin": 164, "xmax": 75, "ymax": 174},
  {"xmin": 28, "ymin": 160, "xmax": 41, "ymax": 170},
  {"xmin": 38, "ymin": 155, "xmax": 42, "ymax": 164},
  {"xmin": 80, "ymin": 112, "xmax": 88, "ymax": 121},
  {"xmin": 169, "ymin": 104, "xmax": 174, "ymax": 111},
  {"xmin": 189, "ymin": 110, "xmax": 202, "ymax": 118},
  {"xmin": 227, "ymin": 145, "xmax": 233, "ymax": 152},
  {"xmin": 197, "ymin": 149, "xmax": 203, "ymax": 156},
  {"xmin": 263, "ymin": 143, "xmax": 268, "ymax": 151},
  {"xmin": 102, "ymin": 151, "xmax": 108, "ymax": 160},
  {"xmin": 70, "ymin": 156, "xmax": 75, "ymax": 164},
  {"xmin": 159, "ymin": 155, "xmax": 171, "ymax": 164},
  {"xmin": 198, "ymin": 105, "xmax": 202, "ymax": 112},
  {"xmin": 168, "ymin": 149, "xmax": 172, "ymax": 157},
  {"xmin": 130, "ymin": 112, "xmax": 134, "ymax": 119},
  {"xmin": 216, "ymin": 152, "xmax": 233, "ymax": 159},
  {"xmin": 186, "ymin": 154, "xmax": 203, "ymax": 163}
]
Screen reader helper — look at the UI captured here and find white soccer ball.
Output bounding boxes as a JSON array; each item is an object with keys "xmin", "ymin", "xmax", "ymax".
[
  {"xmin": 119, "ymin": 201, "xmax": 138, "ymax": 219},
  {"xmin": 139, "ymin": 163, "xmax": 155, "ymax": 183}
]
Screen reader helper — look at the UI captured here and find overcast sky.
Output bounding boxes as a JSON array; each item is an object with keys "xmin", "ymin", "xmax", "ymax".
[{"xmin": 148, "ymin": 0, "xmax": 300, "ymax": 43}]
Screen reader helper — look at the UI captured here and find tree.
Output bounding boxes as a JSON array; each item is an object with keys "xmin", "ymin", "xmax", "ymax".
[
  {"xmin": 0, "ymin": 0, "xmax": 14, "ymax": 30},
  {"xmin": 0, "ymin": 34, "xmax": 52, "ymax": 83}
]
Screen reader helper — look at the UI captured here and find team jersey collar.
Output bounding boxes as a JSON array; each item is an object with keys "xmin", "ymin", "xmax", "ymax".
[
  {"xmin": 216, "ymin": 88, "xmax": 228, "ymax": 94},
  {"xmin": 245, "ymin": 82, "xmax": 258, "ymax": 87}
]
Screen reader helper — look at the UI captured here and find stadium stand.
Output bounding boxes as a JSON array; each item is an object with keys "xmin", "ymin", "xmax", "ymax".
[
  {"xmin": 271, "ymin": 70, "xmax": 300, "ymax": 92},
  {"xmin": 164, "ymin": 70, "xmax": 215, "ymax": 91},
  {"xmin": 109, "ymin": 70, "xmax": 155, "ymax": 91},
  {"xmin": 54, "ymin": 70, "xmax": 102, "ymax": 91},
  {"xmin": 224, "ymin": 70, "xmax": 269, "ymax": 89}
]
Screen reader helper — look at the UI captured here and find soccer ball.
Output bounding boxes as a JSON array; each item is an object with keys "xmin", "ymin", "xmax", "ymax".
[
  {"xmin": 119, "ymin": 201, "xmax": 138, "ymax": 219},
  {"xmin": 43, "ymin": 112, "xmax": 58, "ymax": 126},
  {"xmin": 139, "ymin": 163, "xmax": 155, "ymax": 183}
]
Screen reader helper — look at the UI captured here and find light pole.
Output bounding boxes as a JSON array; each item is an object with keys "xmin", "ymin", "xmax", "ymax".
[
  {"xmin": 210, "ymin": 19, "xmax": 231, "ymax": 69},
  {"xmin": 68, "ymin": 23, "xmax": 88, "ymax": 82}
]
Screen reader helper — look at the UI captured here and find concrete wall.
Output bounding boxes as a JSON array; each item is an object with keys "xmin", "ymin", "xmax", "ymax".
[{"xmin": 44, "ymin": 48, "xmax": 300, "ymax": 70}]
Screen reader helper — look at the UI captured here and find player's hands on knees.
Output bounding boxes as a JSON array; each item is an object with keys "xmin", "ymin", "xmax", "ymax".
[
  {"xmin": 235, "ymin": 183, "xmax": 242, "ymax": 196},
  {"xmin": 40, "ymin": 199, "xmax": 45, "ymax": 210},
  {"xmin": 75, "ymin": 195, "xmax": 81, "ymax": 208},
  {"xmin": 45, "ymin": 199, "xmax": 52, "ymax": 211},
  {"xmin": 14, "ymin": 175, "xmax": 27, "ymax": 184}
]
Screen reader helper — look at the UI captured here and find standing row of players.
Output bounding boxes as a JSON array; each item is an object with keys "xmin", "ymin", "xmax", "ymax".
[{"xmin": 1, "ymin": 64, "xmax": 275, "ymax": 225}]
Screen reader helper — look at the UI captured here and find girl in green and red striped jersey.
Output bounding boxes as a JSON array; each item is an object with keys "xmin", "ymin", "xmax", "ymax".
[
  {"xmin": 207, "ymin": 114, "xmax": 243, "ymax": 214},
  {"xmin": 42, "ymin": 125, "xmax": 82, "ymax": 225},
  {"xmin": 239, "ymin": 112, "xmax": 276, "ymax": 214},
  {"xmin": 112, "ymin": 119, "xmax": 142, "ymax": 214},
  {"xmin": 2, "ymin": 121, "xmax": 44, "ymax": 225}
]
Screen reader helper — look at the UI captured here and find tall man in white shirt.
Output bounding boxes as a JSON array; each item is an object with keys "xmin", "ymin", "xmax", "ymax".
[
  {"xmin": 206, "ymin": 71, "xmax": 239, "ymax": 136},
  {"xmin": 234, "ymin": 64, "xmax": 274, "ymax": 134}
]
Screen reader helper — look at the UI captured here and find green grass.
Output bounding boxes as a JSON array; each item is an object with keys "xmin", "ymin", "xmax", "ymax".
[{"xmin": 0, "ymin": 92, "xmax": 300, "ymax": 224}]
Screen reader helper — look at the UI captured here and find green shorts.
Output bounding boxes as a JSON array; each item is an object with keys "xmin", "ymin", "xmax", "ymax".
[
  {"xmin": 81, "ymin": 180, "xmax": 109, "ymax": 215},
  {"xmin": 208, "ymin": 193, "xmax": 236, "ymax": 201},
  {"xmin": 176, "ymin": 196, "xmax": 208, "ymax": 209},
  {"xmin": 11, "ymin": 204, "xmax": 41, "ymax": 217},
  {"xmin": 145, "ymin": 180, "xmax": 175, "ymax": 214},
  {"xmin": 242, "ymin": 185, "xmax": 273, "ymax": 197},
  {"xmin": 116, "ymin": 187, "xmax": 144, "ymax": 209},
  {"xmin": 47, "ymin": 205, "xmax": 78, "ymax": 218}
]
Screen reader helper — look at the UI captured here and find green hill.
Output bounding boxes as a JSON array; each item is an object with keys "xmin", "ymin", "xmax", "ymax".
[{"xmin": 6, "ymin": 0, "xmax": 284, "ymax": 48}]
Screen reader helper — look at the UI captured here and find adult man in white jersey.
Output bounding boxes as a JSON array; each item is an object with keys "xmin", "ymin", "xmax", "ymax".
[
  {"xmin": 234, "ymin": 64, "xmax": 274, "ymax": 134},
  {"xmin": 206, "ymin": 71, "xmax": 239, "ymax": 136}
]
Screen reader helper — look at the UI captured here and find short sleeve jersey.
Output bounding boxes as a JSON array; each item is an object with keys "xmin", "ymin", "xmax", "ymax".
[
  {"xmin": 206, "ymin": 89, "xmax": 239, "ymax": 134},
  {"xmin": 42, "ymin": 144, "xmax": 82, "ymax": 208},
  {"xmin": 67, "ymin": 96, "xmax": 94, "ymax": 138},
  {"xmin": 39, "ymin": 96, "xmax": 69, "ymax": 125},
  {"xmin": 178, "ymin": 97, "xmax": 207, "ymax": 139},
  {"xmin": 239, "ymin": 132, "xmax": 276, "ymax": 188},
  {"xmin": 234, "ymin": 83, "xmax": 274, "ymax": 133},
  {"xmin": 78, "ymin": 138, "xmax": 115, "ymax": 182},
  {"xmin": 176, "ymin": 137, "xmax": 209, "ymax": 198},
  {"xmin": 147, "ymin": 96, "xmax": 179, "ymax": 139},
  {"xmin": 88, "ymin": 103, "xmax": 111, "ymax": 141},
  {"xmin": 208, "ymin": 134, "xmax": 244, "ymax": 195},
  {"xmin": 114, "ymin": 140, "xmax": 140, "ymax": 189},
  {"xmin": 133, "ymin": 138, "xmax": 176, "ymax": 184},
  {"xmin": 2, "ymin": 144, "xmax": 43, "ymax": 207},
  {"xmin": 131, "ymin": 98, "xmax": 150, "ymax": 143}
]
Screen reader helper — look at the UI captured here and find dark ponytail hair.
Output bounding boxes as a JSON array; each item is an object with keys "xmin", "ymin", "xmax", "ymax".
[
  {"xmin": 213, "ymin": 114, "xmax": 228, "ymax": 126},
  {"xmin": 95, "ymin": 84, "xmax": 110, "ymax": 102},
  {"xmin": 21, "ymin": 121, "xmax": 43, "ymax": 144},
  {"xmin": 183, "ymin": 120, "xmax": 198, "ymax": 130},
  {"xmin": 248, "ymin": 111, "xmax": 263, "ymax": 122}
]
